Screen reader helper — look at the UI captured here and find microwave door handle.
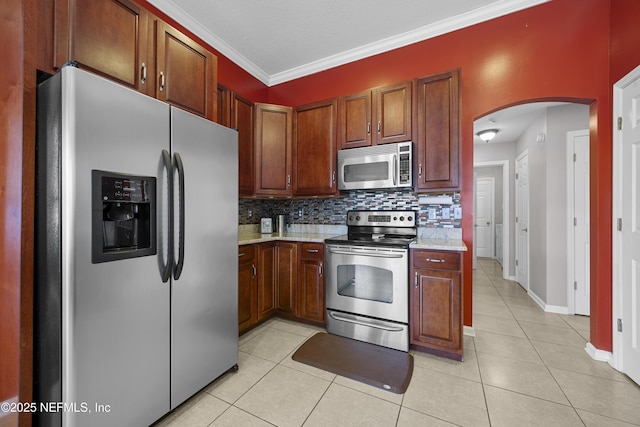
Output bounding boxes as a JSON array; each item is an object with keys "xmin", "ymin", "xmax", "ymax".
[{"xmin": 393, "ymin": 154, "xmax": 397, "ymax": 186}]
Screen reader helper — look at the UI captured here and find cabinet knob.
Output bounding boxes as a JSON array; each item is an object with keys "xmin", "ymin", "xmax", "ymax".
[
  {"xmin": 159, "ymin": 71, "xmax": 165, "ymax": 92},
  {"xmin": 367, "ymin": 122, "xmax": 371, "ymax": 135},
  {"xmin": 377, "ymin": 121, "xmax": 381, "ymax": 134},
  {"xmin": 418, "ymin": 164, "xmax": 423, "ymax": 177},
  {"xmin": 414, "ymin": 271, "xmax": 418, "ymax": 288}
]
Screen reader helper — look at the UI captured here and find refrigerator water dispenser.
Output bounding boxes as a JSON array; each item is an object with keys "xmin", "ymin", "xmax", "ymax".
[{"xmin": 92, "ymin": 170, "xmax": 156, "ymax": 263}]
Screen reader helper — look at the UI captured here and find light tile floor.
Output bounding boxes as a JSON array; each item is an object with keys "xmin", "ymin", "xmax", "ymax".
[{"xmin": 153, "ymin": 259, "xmax": 640, "ymax": 426}]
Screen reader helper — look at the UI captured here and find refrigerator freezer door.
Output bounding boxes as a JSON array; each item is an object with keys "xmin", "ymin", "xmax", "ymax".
[
  {"xmin": 37, "ymin": 67, "xmax": 171, "ymax": 427},
  {"xmin": 170, "ymin": 107, "xmax": 239, "ymax": 408}
]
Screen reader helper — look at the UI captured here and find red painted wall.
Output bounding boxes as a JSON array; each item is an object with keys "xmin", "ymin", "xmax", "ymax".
[
  {"xmin": 269, "ymin": 0, "xmax": 614, "ymax": 349},
  {"xmin": 610, "ymin": 0, "xmax": 640, "ymax": 83}
]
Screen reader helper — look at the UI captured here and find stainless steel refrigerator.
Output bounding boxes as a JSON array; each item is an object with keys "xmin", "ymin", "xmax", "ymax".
[{"xmin": 34, "ymin": 66, "xmax": 238, "ymax": 427}]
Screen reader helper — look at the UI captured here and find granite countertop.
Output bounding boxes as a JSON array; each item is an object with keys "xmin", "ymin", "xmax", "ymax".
[
  {"xmin": 410, "ymin": 237, "xmax": 467, "ymax": 252},
  {"xmin": 238, "ymin": 224, "xmax": 467, "ymax": 252},
  {"xmin": 238, "ymin": 231, "xmax": 340, "ymax": 245}
]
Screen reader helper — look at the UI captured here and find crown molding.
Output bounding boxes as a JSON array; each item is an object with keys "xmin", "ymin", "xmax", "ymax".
[{"xmin": 148, "ymin": 0, "xmax": 549, "ymax": 87}]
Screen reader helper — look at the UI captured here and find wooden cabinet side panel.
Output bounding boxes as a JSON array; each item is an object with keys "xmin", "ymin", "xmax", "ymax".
[
  {"xmin": 416, "ymin": 70, "xmax": 460, "ymax": 191},
  {"xmin": 339, "ymin": 91, "xmax": 372, "ymax": 149},
  {"xmin": 234, "ymin": 94, "xmax": 255, "ymax": 196},
  {"xmin": 294, "ymin": 99, "xmax": 337, "ymax": 196},
  {"xmin": 257, "ymin": 242, "xmax": 277, "ymax": 320},
  {"xmin": 276, "ymin": 242, "xmax": 297, "ymax": 315},
  {"xmin": 156, "ymin": 21, "xmax": 216, "ymax": 120},
  {"xmin": 71, "ymin": 0, "xmax": 146, "ymax": 90},
  {"xmin": 255, "ymin": 103, "xmax": 293, "ymax": 196},
  {"xmin": 376, "ymin": 81, "xmax": 412, "ymax": 145}
]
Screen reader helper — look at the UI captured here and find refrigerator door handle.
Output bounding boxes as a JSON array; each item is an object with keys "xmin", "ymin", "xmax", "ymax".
[
  {"xmin": 173, "ymin": 152, "xmax": 186, "ymax": 280},
  {"xmin": 161, "ymin": 149, "xmax": 173, "ymax": 283}
]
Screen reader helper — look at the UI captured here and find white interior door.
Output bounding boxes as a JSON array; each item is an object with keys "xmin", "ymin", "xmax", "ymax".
[
  {"xmin": 568, "ymin": 130, "xmax": 590, "ymax": 315},
  {"xmin": 475, "ymin": 177, "xmax": 495, "ymax": 258},
  {"xmin": 516, "ymin": 151, "xmax": 529, "ymax": 291},
  {"xmin": 614, "ymin": 66, "xmax": 640, "ymax": 386}
]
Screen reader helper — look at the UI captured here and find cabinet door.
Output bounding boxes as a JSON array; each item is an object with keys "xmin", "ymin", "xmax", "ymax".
[
  {"xmin": 257, "ymin": 242, "xmax": 277, "ymax": 320},
  {"xmin": 415, "ymin": 70, "xmax": 460, "ymax": 191},
  {"xmin": 411, "ymin": 268, "xmax": 462, "ymax": 357},
  {"xmin": 70, "ymin": 0, "xmax": 151, "ymax": 93},
  {"xmin": 155, "ymin": 20, "xmax": 216, "ymax": 120},
  {"xmin": 217, "ymin": 83, "xmax": 231, "ymax": 127},
  {"xmin": 255, "ymin": 103, "xmax": 293, "ymax": 196},
  {"xmin": 276, "ymin": 242, "xmax": 297, "ymax": 315},
  {"xmin": 238, "ymin": 259, "xmax": 257, "ymax": 334},
  {"xmin": 297, "ymin": 243, "xmax": 325, "ymax": 323},
  {"xmin": 294, "ymin": 99, "xmax": 338, "ymax": 196},
  {"xmin": 375, "ymin": 81, "xmax": 412, "ymax": 145},
  {"xmin": 234, "ymin": 93, "xmax": 255, "ymax": 197},
  {"xmin": 339, "ymin": 90, "xmax": 372, "ymax": 149}
]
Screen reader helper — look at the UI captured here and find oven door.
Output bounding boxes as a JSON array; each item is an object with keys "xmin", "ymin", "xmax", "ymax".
[{"xmin": 325, "ymin": 244, "xmax": 408, "ymax": 323}]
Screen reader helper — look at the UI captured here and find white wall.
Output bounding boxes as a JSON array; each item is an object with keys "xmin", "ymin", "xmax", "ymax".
[
  {"xmin": 474, "ymin": 103, "xmax": 589, "ymax": 309},
  {"xmin": 516, "ymin": 112, "xmax": 548, "ymax": 301},
  {"xmin": 545, "ymin": 104, "xmax": 590, "ymax": 306},
  {"xmin": 475, "ymin": 142, "xmax": 516, "ymax": 276}
]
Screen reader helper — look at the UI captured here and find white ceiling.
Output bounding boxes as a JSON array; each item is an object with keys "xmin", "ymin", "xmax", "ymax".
[
  {"xmin": 473, "ymin": 102, "xmax": 568, "ymax": 145},
  {"xmin": 148, "ymin": 0, "xmax": 549, "ymax": 86}
]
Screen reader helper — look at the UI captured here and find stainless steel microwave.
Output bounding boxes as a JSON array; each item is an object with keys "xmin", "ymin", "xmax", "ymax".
[{"xmin": 337, "ymin": 141, "xmax": 413, "ymax": 191}]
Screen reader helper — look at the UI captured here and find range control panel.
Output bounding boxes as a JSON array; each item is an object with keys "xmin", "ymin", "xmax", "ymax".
[{"xmin": 346, "ymin": 210, "xmax": 416, "ymax": 227}]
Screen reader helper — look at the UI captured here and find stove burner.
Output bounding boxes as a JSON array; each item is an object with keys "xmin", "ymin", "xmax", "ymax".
[{"xmin": 325, "ymin": 209, "xmax": 417, "ymax": 249}]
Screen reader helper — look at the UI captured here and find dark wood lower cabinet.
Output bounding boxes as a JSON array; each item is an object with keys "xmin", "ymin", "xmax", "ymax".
[
  {"xmin": 297, "ymin": 243, "xmax": 325, "ymax": 323},
  {"xmin": 410, "ymin": 249, "xmax": 463, "ymax": 361},
  {"xmin": 276, "ymin": 242, "xmax": 297, "ymax": 315},
  {"xmin": 257, "ymin": 242, "xmax": 277, "ymax": 321},
  {"xmin": 238, "ymin": 241, "xmax": 326, "ymax": 334},
  {"xmin": 238, "ymin": 245, "xmax": 257, "ymax": 334}
]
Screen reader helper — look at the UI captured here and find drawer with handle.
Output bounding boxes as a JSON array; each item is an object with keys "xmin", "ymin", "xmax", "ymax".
[
  {"xmin": 299, "ymin": 242, "xmax": 324, "ymax": 260},
  {"xmin": 411, "ymin": 249, "xmax": 460, "ymax": 271},
  {"xmin": 238, "ymin": 244, "xmax": 256, "ymax": 264}
]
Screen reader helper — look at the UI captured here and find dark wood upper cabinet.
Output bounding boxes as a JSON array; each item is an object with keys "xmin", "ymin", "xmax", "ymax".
[
  {"xmin": 254, "ymin": 103, "xmax": 293, "ymax": 197},
  {"xmin": 376, "ymin": 81, "xmax": 412, "ymax": 145},
  {"xmin": 61, "ymin": 0, "xmax": 151, "ymax": 93},
  {"xmin": 233, "ymin": 94, "xmax": 255, "ymax": 197},
  {"xmin": 339, "ymin": 90, "xmax": 372, "ymax": 149},
  {"xmin": 294, "ymin": 99, "xmax": 338, "ymax": 197},
  {"xmin": 155, "ymin": 20, "xmax": 217, "ymax": 121},
  {"xmin": 339, "ymin": 81, "xmax": 412, "ymax": 149},
  {"xmin": 415, "ymin": 70, "xmax": 461, "ymax": 191}
]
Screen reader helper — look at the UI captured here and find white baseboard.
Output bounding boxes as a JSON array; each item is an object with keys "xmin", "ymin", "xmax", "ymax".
[
  {"xmin": 507, "ymin": 275, "xmax": 517, "ymax": 281},
  {"xmin": 545, "ymin": 304, "xmax": 569, "ymax": 315},
  {"xmin": 527, "ymin": 290, "xmax": 546, "ymax": 310},
  {"xmin": 463, "ymin": 326, "xmax": 476, "ymax": 337},
  {"xmin": 585, "ymin": 342, "xmax": 613, "ymax": 363}
]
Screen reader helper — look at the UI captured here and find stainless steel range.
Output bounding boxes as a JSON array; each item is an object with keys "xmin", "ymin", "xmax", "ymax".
[{"xmin": 324, "ymin": 210, "xmax": 416, "ymax": 352}]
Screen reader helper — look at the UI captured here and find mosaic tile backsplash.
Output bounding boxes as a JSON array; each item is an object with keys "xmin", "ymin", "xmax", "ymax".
[{"xmin": 239, "ymin": 190, "xmax": 462, "ymax": 228}]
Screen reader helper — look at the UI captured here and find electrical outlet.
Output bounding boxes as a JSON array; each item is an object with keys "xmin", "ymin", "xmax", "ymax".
[
  {"xmin": 428, "ymin": 208, "xmax": 437, "ymax": 220},
  {"xmin": 442, "ymin": 207, "xmax": 450, "ymax": 219},
  {"xmin": 247, "ymin": 209, "xmax": 253, "ymax": 218},
  {"xmin": 453, "ymin": 207, "xmax": 462, "ymax": 219}
]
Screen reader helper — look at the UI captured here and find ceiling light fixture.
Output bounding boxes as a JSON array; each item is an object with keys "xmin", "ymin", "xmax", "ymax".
[{"xmin": 477, "ymin": 129, "xmax": 499, "ymax": 142}]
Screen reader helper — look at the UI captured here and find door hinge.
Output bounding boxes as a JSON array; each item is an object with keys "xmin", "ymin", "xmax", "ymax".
[
  {"xmin": 573, "ymin": 153, "xmax": 577, "ymax": 162},
  {"xmin": 574, "ymin": 281, "xmax": 577, "ymax": 290},
  {"xmin": 617, "ymin": 318, "xmax": 623, "ymax": 332},
  {"xmin": 515, "ymin": 259, "xmax": 519, "ymax": 266},
  {"xmin": 617, "ymin": 218, "xmax": 623, "ymax": 231},
  {"xmin": 516, "ymin": 173, "xmax": 519, "ymax": 179},
  {"xmin": 574, "ymin": 217, "xmax": 577, "ymax": 226},
  {"xmin": 516, "ymin": 216, "xmax": 519, "ymax": 223},
  {"xmin": 618, "ymin": 117, "xmax": 623, "ymax": 131}
]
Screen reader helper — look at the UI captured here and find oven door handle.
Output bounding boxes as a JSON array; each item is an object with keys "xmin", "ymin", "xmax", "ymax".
[
  {"xmin": 329, "ymin": 312, "xmax": 405, "ymax": 332},
  {"xmin": 328, "ymin": 248, "xmax": 405, "ymax": 258}
]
